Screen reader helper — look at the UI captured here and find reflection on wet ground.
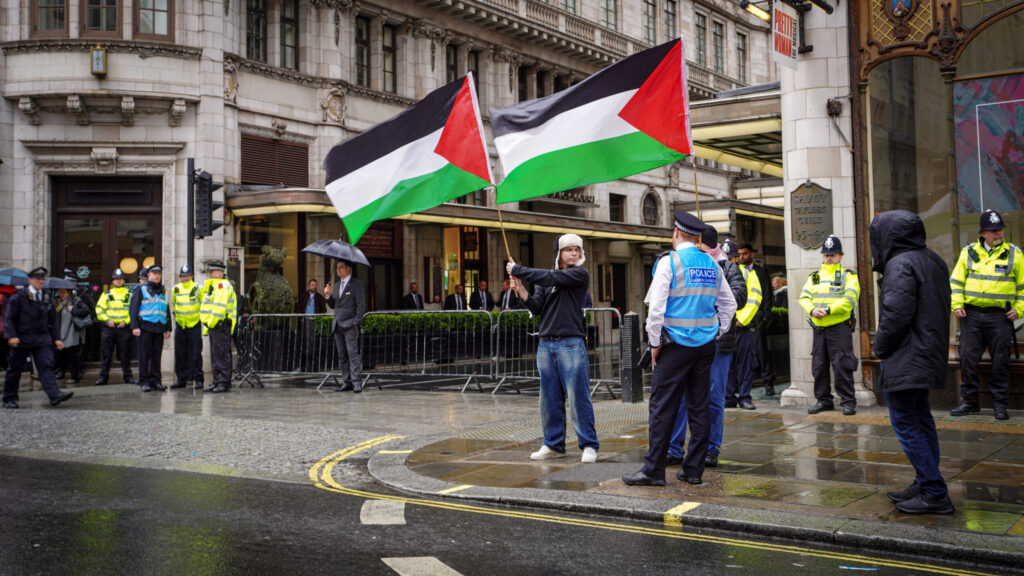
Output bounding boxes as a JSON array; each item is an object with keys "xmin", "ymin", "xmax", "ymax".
[{"xmin": 408, "ymin": 402, "xmax": 1024, "ymax": 537}]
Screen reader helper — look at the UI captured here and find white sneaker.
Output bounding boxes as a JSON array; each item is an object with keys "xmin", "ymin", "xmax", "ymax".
[
  {"xmin": 530, "ymin": 445, "xmax": 565, "ymax": 461},
  {"xmin": 581, "ymin": 447, "xmax": 597, "ymax": 463}
]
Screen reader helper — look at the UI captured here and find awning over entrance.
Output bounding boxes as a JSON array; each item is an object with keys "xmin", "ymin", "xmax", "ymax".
[
  {"xmin": 690, "ymin": 87, "xmax": 782, "ymax": 178},
  {"xmin": 226, "ymin": 188, "xmax": 673, "ymax": 243}
]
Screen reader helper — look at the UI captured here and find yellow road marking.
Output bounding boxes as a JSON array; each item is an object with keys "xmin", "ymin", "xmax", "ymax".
[
  {"xmin": 378, "ymin": 450, "xmax": 413, "ymax": 454},
  {"xmin": 437, "ymin": 484, "xmax": 473, "ymax": 495},
  {"xmin": 663, "ymin": 502, "xmax": 702, "ymax": 526},
  {"xmin": 310, "ymin": 437, "xmax": 994, "ymax": 576}
]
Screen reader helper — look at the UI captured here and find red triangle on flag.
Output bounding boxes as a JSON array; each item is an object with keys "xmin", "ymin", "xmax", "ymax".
[
  {"xmin": 617, "ymin": 40, "xmax": 692, "ymax": 156},
  {"xmin": 435, "ymin": 76, "xmax": 492, "ymax": 183}
]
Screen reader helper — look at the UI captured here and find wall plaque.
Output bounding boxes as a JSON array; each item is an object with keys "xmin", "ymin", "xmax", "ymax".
[{"xmin": 791, "ymin": 182, "xmax": 833, "ymax": 250}]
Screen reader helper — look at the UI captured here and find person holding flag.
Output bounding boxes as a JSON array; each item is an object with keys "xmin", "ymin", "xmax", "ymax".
[{"xmin": 507, "ymin": 235, "xmax": 599, "ymax": 464}]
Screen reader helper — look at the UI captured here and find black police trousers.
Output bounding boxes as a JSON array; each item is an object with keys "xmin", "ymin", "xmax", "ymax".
[
  {"xmin": 959, "ymin": 306, "xmax": 1012, "ymax": 407},
  {"xmin": 209, "ymin": 322, "xmax": 233, "ymax": 389},
  {"xmin": 137, "ymin": 331, "xmax": 164, "ymax": 388},
  {"xmin": 641, "ymin": 339, "xmax": 716, "ymax": 481},
  {"xmin": 174, "ymin": 324, "xmax": 204, "ymax": 386},
  {"xmin": 99, "ymin": 325, "xmax": 133, "ymax": 381},
  {"xmin": 811, "ymin": 322, "xmax": 857, "ymax": 408}
]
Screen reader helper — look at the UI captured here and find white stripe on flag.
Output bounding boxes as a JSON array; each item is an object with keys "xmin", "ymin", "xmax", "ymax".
[
  {"xmin": 326, "ymin": 127, "xmax": 447, "ymax": 218},
  {"xmin": 493, "ymin": 90, "xmax": 638, "ymax": 175}
]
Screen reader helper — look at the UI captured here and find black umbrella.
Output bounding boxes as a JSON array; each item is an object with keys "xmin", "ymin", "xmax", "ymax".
[
  {"xmin": 301, "ymin": 238, "xmax": 370, "ymax": 267},
  {"xmin": 44, "ymin": 277, "xmax": 78, "ymax": 290}
]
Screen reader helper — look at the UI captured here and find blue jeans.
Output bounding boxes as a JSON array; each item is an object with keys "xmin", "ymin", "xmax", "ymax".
[
  {"xmin": 668, "ymin": 344, "xmax": 732, "ymax": 458},
  {"xmin": 537, "ymin": 337, "xmax": 599, "ymax": 453},
  {"xmin": 885, "ymin": 389, "xmax": 947, "ymax": 499}
]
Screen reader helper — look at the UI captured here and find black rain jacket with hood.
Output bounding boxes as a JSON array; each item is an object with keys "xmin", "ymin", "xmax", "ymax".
[{"xmin": 870, "ymin": 210, "xmax": 951, "ymax": 392}]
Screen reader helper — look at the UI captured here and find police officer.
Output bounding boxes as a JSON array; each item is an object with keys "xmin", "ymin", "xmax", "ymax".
[
  {"xmin": 725, "ymin": 243, "xmax": 763, "ymax": 410},
  {"xmin": 130, "ymin": 265, "xmax": 171, "ymax": 392},
  {"xmin": 95, "ymin": 268, "xmax": 135, "ymax": 385},
  {"xmin": 2, "ymin": 267, "xmax": 74, "ymax": 409},
  {"xmin": 201, "ymin": 261, "xmax": 237, "ymax": 393},
  {"xmin": 622, "ymin": 213, "xmax": 736, "ymax": 487},
  {"xmin": 799, "ymin": 234, "xmax": 861, "ymax": 416},
  {"xmin": 950, "ymin": 210, "xmax": 1023, "ymax": 421},
  {"xmin": 171, "ymin": 264, "xmax": 204, "ymax": 390}
]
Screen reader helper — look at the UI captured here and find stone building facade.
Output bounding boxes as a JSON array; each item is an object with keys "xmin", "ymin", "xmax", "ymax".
[{"xmin": 0, "ymin": 0, "xmax": 778, "ymax": 368}]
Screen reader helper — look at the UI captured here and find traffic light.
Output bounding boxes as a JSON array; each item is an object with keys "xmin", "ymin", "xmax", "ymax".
[{"xmin": 194, "ymin": 170, "xmax": 224, "ymax": 238}]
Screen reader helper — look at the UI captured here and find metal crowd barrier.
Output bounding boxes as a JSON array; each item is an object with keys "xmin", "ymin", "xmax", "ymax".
[
  {"xmin": 359, "ymin": 310, "xmax": 494, "ymax": 392},
  {"xmin": 236, "ymin": 313, "xmax": 366, "ymax": 390},
  {"xmin": 235, "ymin": 308, "xmax": 623, "ymax": 396},
  {"xmin": 490, "ymin": 307, "xmax": 622, "ymax": 398}
]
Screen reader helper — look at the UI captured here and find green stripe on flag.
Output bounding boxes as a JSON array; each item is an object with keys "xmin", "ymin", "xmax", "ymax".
[
  {"xmin": 342, "ymin": 163, "xmax": 490, "ymax": 243},
  {"xmin": 495, "ymin": 131, "xmax": 686, "ymax": 204}
]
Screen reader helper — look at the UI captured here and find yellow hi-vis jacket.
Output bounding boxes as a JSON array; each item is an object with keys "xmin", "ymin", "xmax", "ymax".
[
  {"xmin": 950, "ymin": 239, "xmax": 1024, "ymax": 317},
  {"xmin": 201, "ymin": 280, "xmax": 238, "ymax": 335},
  {"xmin": 95, "ymin": 285, "xmax": 131, "ymax": 324},
  {"xmin": 799, "ymin": 262, "xmax": 860, "ymax": 327},
  {"xmin": 736, "ymin": 265, "xmax": 762, "ymax": 327},
  {"xmin": 172, "ymin": 280, "xmax": 201, "ymax": 329}
]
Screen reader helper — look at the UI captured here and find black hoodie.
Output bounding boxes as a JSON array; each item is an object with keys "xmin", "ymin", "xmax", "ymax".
[
  {"xmin": 870, "ymin": 210, "xmax": 951, "ymax": 392},
  {"xmin": 511, "ymin": 239, "xmax": 589, "ymax": 339}
]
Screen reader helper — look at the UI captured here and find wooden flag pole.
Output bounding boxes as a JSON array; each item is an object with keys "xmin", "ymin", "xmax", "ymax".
[
  {"xmin": 496, "ymin": 200, "xmax": 512, "ymax": 260},
  {"xmin": 692, "ymin": 156, "xmax": 701, "ymax": 218}
]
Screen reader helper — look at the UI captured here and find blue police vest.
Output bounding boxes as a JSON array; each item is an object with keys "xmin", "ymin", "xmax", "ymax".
[
  {"xmin": 662, "ymin": 247, "xmax": 720, "ymax": 347},
  {"xmin": 139, "ymin": 285, "xmax": 169, "ymax": 324}
]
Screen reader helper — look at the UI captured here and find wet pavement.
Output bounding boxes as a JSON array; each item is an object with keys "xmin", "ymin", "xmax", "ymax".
[{"xmin": 2, "ymin": 378, "xmax": 1023, "ymax": 567}]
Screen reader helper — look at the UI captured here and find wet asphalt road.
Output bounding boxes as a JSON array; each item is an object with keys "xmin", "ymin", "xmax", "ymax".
[{"xmin": 0, "ymin": 455, "xmax": 1007, "ymax": 576}]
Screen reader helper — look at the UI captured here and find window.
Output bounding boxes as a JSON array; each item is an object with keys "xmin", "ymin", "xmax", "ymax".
[
  {"xmin": 280, "ymin": 0, "xmax": 298, "ymax": 70},
  {"xmin": 560, "ymin": 0, "xmax": 575, "ymax": 13},
  {"xmin": 240, "ymin": 135, "xmax": 309, "ymax": 187},
  {"xmin": 695, "ymin": 14, "xmax": 707, "ymax": 67},
  {"xmin": 642, "ymin": 0, "xmax": 656, "ymax": 44},
  {"xmin": 383, "ymin": 24, "xmax": 397, "ymax": 93},
  {"xmin": 32, "ymin": 0, "xmax": 67, "ymax": 37},
  {"xmin": 82, "ymin": 0, "xmax": 119, "ymax": 37},
  {"xmin": 467, "ymin": 50, "xmax": 481, "ymax": 103},
  {"xmin": 446, "ymin": 44, "xmax": 459, "ymax": 84},
  {"xmin": 136, "ymin": 0, "xmax": 171, "ymax": 39},
  {"xmin": 246, "ymin": 0, "xmax": 267, "ymax": 63},
  {"xmin": 713, "ymin": 22, "xmax": 724, "ymax": 73},
  {"xmin": 601, "ymin": 0, "xmax": 617, "ymax": 30},
  {"xmin": 609, "ymin": 194, "xmax": 625, "ymax": 222},
  {"xmin": 737, "ymin": 33, "xmax": 747, "ymax": 83},
  {"xmin": 355, "ymin": 16, "xmax": 370, "ymax": 87},
  {"xmin": 664, "ymin": 0, "xmax": 677, "ymax": 40},
  {"xmin": 642, "ymin": 193, "xmax": 659, "ymax": 226}
]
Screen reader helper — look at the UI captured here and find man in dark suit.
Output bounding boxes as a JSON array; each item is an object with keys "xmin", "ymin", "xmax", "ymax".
[
  {"xmin": 297, "ymin": 279, "xmax": 327, "ymax": 372},
  {"xmin": 444, "ymin": 284, "xmax": 467, "ymax": 311},
  {"xmin": 469, "ymin": 279, "xmax": 494, "ymax": 311},
  {"xmin": 402, "ymin": 282, "xmax": 424, "ymax": 310},
  {"xmin": 497, "ymin": 278, "xmax": 522, "ymax": 310},
  {"xmin": 3, "ymin": 267, "xmax": 74, "ymax": 409},
  {"xmin": 325, "ymin": 260, "xmax": 366, "ymax": 393},
  {"xmin": 740, "ymin": 243, "xmax": 776, "ymax": 397}
]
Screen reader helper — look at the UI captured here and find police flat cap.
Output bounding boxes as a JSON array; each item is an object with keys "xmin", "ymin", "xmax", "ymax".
[
  {"xmin": 148, "ymin": 265, "xmax": 162, "ymax": 274},
  {"xmin": 207, "ymin": 260, "xmax": 227, "ymax": 271},
  {"xmin": 673, "ymin": 211, "xmax": 706, "ymax": 236},
  {"xmin": 28, "ymin": 267, "xmax": 47, "ymax": 278},
  {"xmin": 821, "ymin": 235, "xmax": 844, "ymax": 255},
  {"xmin": 980, "ymin": 210, "xmax": 1006, "ymax": 231}
]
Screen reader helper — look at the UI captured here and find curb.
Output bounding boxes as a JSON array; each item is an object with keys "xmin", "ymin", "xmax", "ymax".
[{"xmin": 367, "ymin": 435, "xmax": 1024, "ymax": 568}]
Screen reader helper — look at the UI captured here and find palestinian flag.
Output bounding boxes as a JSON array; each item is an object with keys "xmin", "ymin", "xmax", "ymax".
[
  {"xmin": 325, "ymin": 74, "xmax": 493, "ymax": 243},
  {"xmin": 492, "ymin": 38, "xmax": 692, "ymax": 204}
]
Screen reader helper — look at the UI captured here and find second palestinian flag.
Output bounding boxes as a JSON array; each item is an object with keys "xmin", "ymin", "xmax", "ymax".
[
  {"xmin": 324, "ymin": 74, "xmax": 492, "ymax": 244},
  {"xmin": 492, "ymin": 38, "xmax": 693, "ymax": 204}
]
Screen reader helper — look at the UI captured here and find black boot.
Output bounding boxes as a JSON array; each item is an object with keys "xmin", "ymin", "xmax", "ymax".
[{"xmin": 950, "ymin": 402, "xmax": 980, "ymax": 417}]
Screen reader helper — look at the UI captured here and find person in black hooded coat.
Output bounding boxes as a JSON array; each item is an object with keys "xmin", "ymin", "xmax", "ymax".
[{"xmin": 870, "ymin": 210, "xmax": 954, "ymax": 514}]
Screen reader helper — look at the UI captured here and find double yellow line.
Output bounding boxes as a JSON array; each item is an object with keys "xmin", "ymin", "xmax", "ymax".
[{"xmin": 310, "ymin": 436, "xmax": 996, "ymax": 576}]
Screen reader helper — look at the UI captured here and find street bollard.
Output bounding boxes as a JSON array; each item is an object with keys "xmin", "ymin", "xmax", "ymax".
[{"xmin": 620, "ymin": 312, "xmax": 644, "ymax": 403}]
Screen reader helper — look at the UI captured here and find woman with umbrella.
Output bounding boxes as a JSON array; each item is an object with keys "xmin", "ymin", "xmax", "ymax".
[
  {"xmin": 0, "ymin": 267, "xmax": 29, "ymax": 373},
  {"xmin": 54, "ymin": 286, "xmax": 88, "ymax": 383}
]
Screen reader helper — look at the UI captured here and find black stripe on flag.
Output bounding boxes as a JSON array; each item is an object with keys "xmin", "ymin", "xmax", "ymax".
[
  {"xmin": 324, "ymin": 77, "xmax": 466, "ymax": 183},
  {"xmin": 490, "ymin": 39, "xmax": 676, "ymax": 138}
]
